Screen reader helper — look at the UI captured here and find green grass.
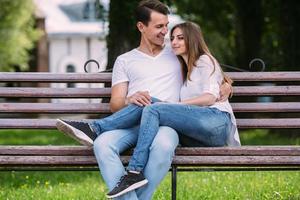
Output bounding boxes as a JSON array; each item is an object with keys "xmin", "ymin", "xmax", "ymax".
[
  {"xmin": 0, "ymin": 129, "xmax": 300, "ymax": 199},
  {"xmin": 1, "ymin": 171, "xmax": 299, "ymax": 199},
  {"xmin": 0, "ymin": 129, "xmax": 77, "ymax": 145}
]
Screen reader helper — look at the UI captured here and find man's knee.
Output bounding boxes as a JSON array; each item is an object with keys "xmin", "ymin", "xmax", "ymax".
[
  {"xmin": 150, "ymin": 126, "xmax": 179, "ymax": 153},
  {"xmin": 93, "ymin": 133, "xmax": 117, "ymax": 158}
]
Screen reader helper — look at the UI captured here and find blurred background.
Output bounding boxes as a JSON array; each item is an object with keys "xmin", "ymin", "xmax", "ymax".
[{"xmin": 1, "ymin": 0, "xmax": 299, "ymax": 74}]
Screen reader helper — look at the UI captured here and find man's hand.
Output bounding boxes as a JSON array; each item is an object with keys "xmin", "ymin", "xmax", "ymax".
[
  {"xmin": 126, "ymin": 91, "xmax": 151, "ymax": 106},
  {"xmin": 218, "ymin": 82, "xmax": 233, "ymax": 102}
]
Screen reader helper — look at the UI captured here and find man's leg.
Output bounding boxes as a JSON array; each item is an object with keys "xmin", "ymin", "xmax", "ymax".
[
  {"xmin": 136, "ymin": 126, "xmax": 179, "ymax": 200},
  {"xmin": 93, "ymin": 127, "xmax": 139, "ymax": 200}
]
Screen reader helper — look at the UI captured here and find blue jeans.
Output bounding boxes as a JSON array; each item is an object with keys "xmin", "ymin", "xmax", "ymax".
[
  {"xmin": 90, "ymin": 97, "xmax": 161, "ymax": 135},
  {"xmin": 93, "ymin": 126, "xmax": 178, "ymax": 200},
  {"xmin": 127, "ymin": 103, "xmax": 231, "ymax": 171}
]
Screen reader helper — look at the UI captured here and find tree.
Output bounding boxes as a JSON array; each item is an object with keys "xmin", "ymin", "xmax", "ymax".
[
  {"xmin": 173, "ymin": 0, "xmax": 300, "ymax": 71},
  {"xmin": 106, "ymin": 0, "xmax": 140, "ymax": 69},
  {"xmin": 0, "ymin": 0, "xmax": 40, "ymax": 71},
  {"xmin": 172, "ymin": 0, "xmax": 236, "ymax": 68},
  {"xmin": 234, "ymin": 0, "xmax": 263, "ymax": 69},
  {"xmin": 279, "ymin": 0, "xmax": 300, "ymax": 70}
]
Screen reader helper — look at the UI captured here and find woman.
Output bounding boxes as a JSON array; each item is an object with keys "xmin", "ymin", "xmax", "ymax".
[{"xmin": 103, "ymin": 22, "xmax": 240, "ymax": 198}]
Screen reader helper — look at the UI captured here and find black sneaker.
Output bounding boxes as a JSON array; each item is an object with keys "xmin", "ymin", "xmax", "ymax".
[
  {"xmin": 56, "ymin": 119, "xmax": 97, "ymax": 146},
  {"xmin": 106, "ymin": 171, "xmax": 148, "ymax": 198}
]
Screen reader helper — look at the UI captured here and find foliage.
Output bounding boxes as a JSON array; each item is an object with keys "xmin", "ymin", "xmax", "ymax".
[
  {"xmin": 0, "ymin": 0, "xmax": 40, "ymax": 72},
  {"xmin": 172, "ymin": 0, "xmax": 236, "ymax": 68},
  {"xmin": 172, "ymin": 0, "xmax": 300, "ymax": 71}
]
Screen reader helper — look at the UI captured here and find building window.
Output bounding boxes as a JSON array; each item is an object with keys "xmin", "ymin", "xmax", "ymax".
[{"xmin": 66, "ymin": 64, "xmax": 76, "ymax": 88}]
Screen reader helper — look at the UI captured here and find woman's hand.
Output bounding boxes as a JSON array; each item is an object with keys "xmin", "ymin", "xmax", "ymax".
[{"xmin": 218, "ymin": 82, "xmax": 233, "ymax": 102}]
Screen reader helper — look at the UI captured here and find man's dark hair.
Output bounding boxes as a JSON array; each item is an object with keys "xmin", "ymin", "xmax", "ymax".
[{"xmin": 135, "ymin": 0, "xmax": 170, "ymax": 25}]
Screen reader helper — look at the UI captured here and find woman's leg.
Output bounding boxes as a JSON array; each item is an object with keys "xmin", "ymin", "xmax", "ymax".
[
  {"xmin": 90, "ymin": 103, "xmax": 143, "ymax": 135},
  {"xmin": 90, "ymin": 97, "xmax": 161, "ymax": 135},
  {"xmin": 127, "ymin": 103, "xmax": 231, "ymax": 171}
]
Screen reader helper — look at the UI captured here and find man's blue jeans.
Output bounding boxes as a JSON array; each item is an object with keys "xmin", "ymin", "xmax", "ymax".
[
  {"xmin": 91, "ymin": 98, "xmax": 178, "ymax": 200},
  {"xmin": 93, "ymin": 126, "xmax": 178, "ymax": 200}
]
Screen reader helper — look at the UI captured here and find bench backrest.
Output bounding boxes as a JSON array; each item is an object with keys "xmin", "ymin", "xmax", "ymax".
[{"xmin": 0, "ymin": 72, "xmax": 300, "ymax": 129}]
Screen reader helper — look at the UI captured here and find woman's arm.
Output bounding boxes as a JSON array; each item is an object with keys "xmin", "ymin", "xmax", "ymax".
[{"xmin": 179, "ymin": 93, "xmax": 217, "ymax": 106}]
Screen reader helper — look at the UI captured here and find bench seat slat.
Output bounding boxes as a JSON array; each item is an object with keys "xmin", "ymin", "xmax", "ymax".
[
  {"xmin": 0, "ymin": 146, "xmax": 299, "ymax": 156},
  {"xmin": 1, "ymin": 102, "xmax": 300, "ymax": 113},
  {"xmin": 1, "ymin": 119, "xmax": 300, "ymax": 128},
  {"xmin": 172, "ymin": 156, "xmax": 300, "ymax": 166},
  {"xmin": 0, "ymin": 88, "xmax": 111, "ymax": 98},
  {"xmin": 1, "ymin": 155, "xmax": 299, "ymax": 166}
]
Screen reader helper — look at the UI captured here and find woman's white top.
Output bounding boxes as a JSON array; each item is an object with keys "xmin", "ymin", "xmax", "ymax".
[{"xmin": 180, "ymin": 55, "xmax": 241, "ymax": 146}]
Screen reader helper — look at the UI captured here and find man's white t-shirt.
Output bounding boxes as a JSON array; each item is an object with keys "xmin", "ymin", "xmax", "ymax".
[{"xmin": 112, "ymin": 46, "xmax": 182, "ymax": 102}]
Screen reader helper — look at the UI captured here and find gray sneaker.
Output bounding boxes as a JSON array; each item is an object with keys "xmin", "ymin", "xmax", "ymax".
[{"xmin": 56, "ymin": 119, "xmax": 97, "ymax": 146}]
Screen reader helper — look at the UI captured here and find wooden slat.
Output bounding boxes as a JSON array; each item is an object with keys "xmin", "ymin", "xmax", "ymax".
[
  {"xmin": 0, "ymin": 103, "xmax": 111, "ymax": 113},
  {"xmin": 233, "ymin": 86, "xmax": 300, "ymax": 96},
  {"xmin": 0, "ymin": 118, "xmax": 300, "ymax": 129},
  {"xmin": 172, "ymin": 156, "xmax": 300, "ymax": 166},
  {"xmin": 0, "ymin": 156, "xmax": 98, "ymax": 165},
  {"xmin": 1, "ymin": 146, "xmax": 299, "ymax": 156},
  {"xmin": 0, "ymin": 155, "xmax": 299, "ymax": 166},
  {"xmin": 1, "ymin": 72, "xmax": 300, "ymax": 82},
  {"xmin": 0, "ymin": 73, "xmax": 112, "ymax": 83},
  {"xmin": 1, "ymin": 86, "xmax": 300, "ymax": 98},
  {"xmin": 1, "ymin": 102, "xmax": 300, "ymax": 113},
  {"xmin": 236, "ymin": 118, "xmax": 300, "ymax": 128},
  {"xmin": 0, "ymin": 88, "xmax": 111, "ymax": 98},
  {"xmin": 227, "ymin": 72, "xmax": 300, "ymax": 81},
  {"xmin": 231, "ymin": 102, "xmax": 300, "ymax": 112}
]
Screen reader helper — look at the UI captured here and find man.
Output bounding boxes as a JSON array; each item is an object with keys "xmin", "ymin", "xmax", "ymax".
[{"xmin": 57, "ymin": 0, "xmax": 231, "ymax": 199}]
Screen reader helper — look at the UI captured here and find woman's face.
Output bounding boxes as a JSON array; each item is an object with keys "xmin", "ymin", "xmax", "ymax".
[{"xmin": 170, "ymin": 27, "xmax": 187, "ymax": 56}]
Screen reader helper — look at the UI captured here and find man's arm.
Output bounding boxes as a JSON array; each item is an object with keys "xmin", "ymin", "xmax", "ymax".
[
  {"xmin": 110, "ymin": 82, "xmax": 152, "ymax": 112},
  {"xmin": 110, "ymin": 82, "xmax": 129, "ymax": 112}
]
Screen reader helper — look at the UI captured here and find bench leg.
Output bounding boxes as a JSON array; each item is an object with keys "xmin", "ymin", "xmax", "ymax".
[{"xmin": 171, "ymin": 165, "xmax": 177, "ymax": 200}]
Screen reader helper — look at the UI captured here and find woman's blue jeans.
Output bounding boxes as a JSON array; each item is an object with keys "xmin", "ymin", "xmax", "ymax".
[
  {"xmin": 89, "ymin": 97, "xmax": 161, "ymax": 135},
  {"xmin": 90, "ymin": 99, "xmax": 231, "ymax": 172}
]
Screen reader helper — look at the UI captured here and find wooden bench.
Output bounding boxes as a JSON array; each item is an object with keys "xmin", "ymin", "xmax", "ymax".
[{"xmin": 1, "ymin": 72, "xmax": 300, "ymax": 200}]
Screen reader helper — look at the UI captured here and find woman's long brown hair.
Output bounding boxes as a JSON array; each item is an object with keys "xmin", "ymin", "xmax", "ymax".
[{"xmin": 170, "ymin": 22, "xmax": 233, "ymax": 87}]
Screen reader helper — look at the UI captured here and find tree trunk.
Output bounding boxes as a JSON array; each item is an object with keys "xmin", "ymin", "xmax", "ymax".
[
  {"xmin": 279, "ymin": 0, "xmax": 300, "ymax": 70},
  {"xmin": 234, "ymin": 0, "xmax": 263, "ymax": 70},
  {"xmin": 106, "ymin": 0, "xmax": 140, "ymax": 70}
]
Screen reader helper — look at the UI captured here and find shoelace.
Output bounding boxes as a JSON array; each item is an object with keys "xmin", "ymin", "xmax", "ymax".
[{"xmin": 115, "ymin": 175, "xmax": 126, "ymax": 188}]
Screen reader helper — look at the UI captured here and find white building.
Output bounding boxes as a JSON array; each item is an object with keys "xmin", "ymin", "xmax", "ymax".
[{"xmin": 34, "ymin": 0, "xmax": 108, "ymax": 103}]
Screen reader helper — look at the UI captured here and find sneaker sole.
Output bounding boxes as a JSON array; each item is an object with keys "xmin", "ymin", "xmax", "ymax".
[
  {"xmin": 106, "ymin": 179, "xmax": 148, "ymax": 199},
  {"xmin": 56, "ymin": 119, "xmax": 93, "ymax": 146}
]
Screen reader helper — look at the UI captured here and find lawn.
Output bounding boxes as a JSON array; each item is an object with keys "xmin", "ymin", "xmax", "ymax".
[{"xmin": 0, "ymin": 129, "xmax": 300, "ymax": 200}]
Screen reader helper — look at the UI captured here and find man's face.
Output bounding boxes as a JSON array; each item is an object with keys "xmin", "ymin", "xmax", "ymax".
[{"xmin": 140, "ymin": 11, "xmax": 169, "ymax": 46}]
